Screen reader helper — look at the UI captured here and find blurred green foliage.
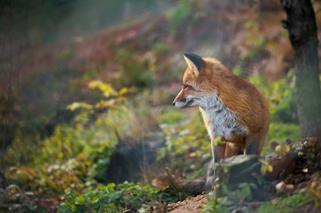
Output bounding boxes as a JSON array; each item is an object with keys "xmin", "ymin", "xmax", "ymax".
[
  {"xmin": 3, "ymin": 81, "xmax": 131, "ymax": 194},
  {"xmin": 152, "ymin": 42, "xmax": 171, "ymax": 56},
  {"xmin": 117, "ymin": 49, "xmax": 155, "ymax": 88},
  {"xmin": 232, "ymin": 65, "xmax": 244, "ymax": 76},
  {"xmin": 257, "ymin": 192, "xmax": 312, "ymax": 213},
  {"xmin": 249, "ymin": 71, "xmax": 297, "ymax": 124},
  {"xmin": 267, "ymin": 122, "xmax": 299, "ymax": 143},
  {"xmin": 0, "ymin": 184, "xmax": 47, "ymax": 212},
  {"xmin": 157, "ymin": 108, "xmax": 211, "ymax": 179},
  {"xmin": 166, "ymin": 0, "xmax": 192, "ymax": 35},
  {"xmin": 242, "ymin": 20, "xmax": 267, "ymax": 61}
]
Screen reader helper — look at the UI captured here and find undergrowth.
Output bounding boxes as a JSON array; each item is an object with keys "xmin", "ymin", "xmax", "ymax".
[{"xmin": 58, "ymin": 182, "xmax": 176, "ymax": 213}]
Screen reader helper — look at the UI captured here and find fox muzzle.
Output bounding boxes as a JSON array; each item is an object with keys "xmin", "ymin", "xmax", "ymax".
[{"xmin": 173, "ymin": 98, "xmax": 193, "ymax": 108}]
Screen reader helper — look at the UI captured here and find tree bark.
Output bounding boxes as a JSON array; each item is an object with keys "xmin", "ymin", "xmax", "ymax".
[{"xmin": 281, "ymin": 0, "xmax": 321, "ymax": 140}]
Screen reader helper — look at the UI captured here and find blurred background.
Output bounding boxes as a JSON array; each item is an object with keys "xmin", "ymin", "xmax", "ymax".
[{"xmin": 0, "ymin": 0, "xmax": 320, "ymax": 212}]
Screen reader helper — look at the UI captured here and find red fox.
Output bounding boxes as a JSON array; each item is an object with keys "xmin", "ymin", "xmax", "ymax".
[{"xmin": 173, "ymin": 53, "xmax": 269, "ymax": 161}]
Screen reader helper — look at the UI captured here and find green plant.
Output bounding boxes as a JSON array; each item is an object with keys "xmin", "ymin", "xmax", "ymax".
[
  {"xmin": 203, "ymin": 195, "xmax": 230, "ymax": 213},
  {"xmin": 222, "ymin": 183, "xmax": 257, "ymax": 203},
  {"xmin": 204, "ymin": 181, "xmax": 270, "ymax": 212},
  {"xmin": 58, "ymin": 182, "xmax": 168, "ymax": 213}
]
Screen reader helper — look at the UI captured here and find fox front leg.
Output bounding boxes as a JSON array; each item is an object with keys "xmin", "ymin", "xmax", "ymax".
[
  {"xmin": 210, "ymin": 137, "xmax": 225, "ymax": 179},
  {"xmin": 211, "ymin": 137, "xmax": 225, "ymax": 162},
  {"xmin": 207, "ymin": 137, "xmax": 225, "ymax": 190}
]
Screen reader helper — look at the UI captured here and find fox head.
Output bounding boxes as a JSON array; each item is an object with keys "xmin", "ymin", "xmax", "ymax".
[{"xmin": 172, "ymin": 53, "xmax": 229, "ymax": 109}]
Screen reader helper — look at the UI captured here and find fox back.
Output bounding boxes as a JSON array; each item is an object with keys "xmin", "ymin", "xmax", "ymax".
[{"xmin": 173, "ymin": 53, "xmax": 269, "ymax": 159}]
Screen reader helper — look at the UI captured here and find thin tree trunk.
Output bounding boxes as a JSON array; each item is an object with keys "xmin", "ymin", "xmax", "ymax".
[{"xmin": 281, "ymin": 0, "xmax": 321, "ymax": 140}]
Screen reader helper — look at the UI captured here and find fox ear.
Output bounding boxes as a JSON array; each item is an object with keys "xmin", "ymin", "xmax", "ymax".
[{"xmin": 183, "ymin": 53, "xmax": 204, "ymax": 76}]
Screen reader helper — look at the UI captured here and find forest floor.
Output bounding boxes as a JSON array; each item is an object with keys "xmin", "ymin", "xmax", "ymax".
[
  {"xmin": 167, "ymin": 194, "xmax": 208, "ymax": 213},
  {"xmin": 2, "ymin": 1, "xmax": 321, "ymax": 212}
]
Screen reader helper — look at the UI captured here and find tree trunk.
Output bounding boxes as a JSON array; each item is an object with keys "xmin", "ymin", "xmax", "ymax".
[{"xmin": 281, "ymin": 0, "xmax": 321, "ymax": 140}]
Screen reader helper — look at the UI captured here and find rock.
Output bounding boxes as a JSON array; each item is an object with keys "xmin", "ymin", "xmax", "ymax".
[
  {"xmin": 220, "ymin": 155, "xmax": 261, "ymax": 185},
  {"xmin": 172, "ymin": 178, "xmax": 207, "ymax": 195},
  {"xmin": 205, "ymin": 155, "xmax": 275, "ymax": 201},
  {"xmin": 103, "ymin": 138, "xmax": 164, "ymax": 183},
  {"xmin": 206, "ymin": 155, "xmax": 261, "ymax": 190},
  {"xmin": 275, "ymin": 181, "xmax": 295, "ymax": 192},
  {"xmin": 275, "ymin": 181, "xmax": 286, "ymax": 192}
]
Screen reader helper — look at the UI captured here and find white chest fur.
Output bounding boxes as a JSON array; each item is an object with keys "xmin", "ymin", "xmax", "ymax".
[{"xmin": 199, "ymin": 95, "xmax": 248, "ymax": 140}]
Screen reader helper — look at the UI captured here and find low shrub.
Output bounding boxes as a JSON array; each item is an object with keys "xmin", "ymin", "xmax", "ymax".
[
  {"xmin": 4, "ymin": 81, "xmax": 131, "ymax": 194},
  {"xmin": 58, "ymin": 182, "xmax": 172, "ymax": 213}
]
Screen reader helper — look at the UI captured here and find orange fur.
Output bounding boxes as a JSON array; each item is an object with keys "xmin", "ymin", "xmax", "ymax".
[{"xmin": 174, "ymin": 56, "xmax": 269, "ymax": 158}]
